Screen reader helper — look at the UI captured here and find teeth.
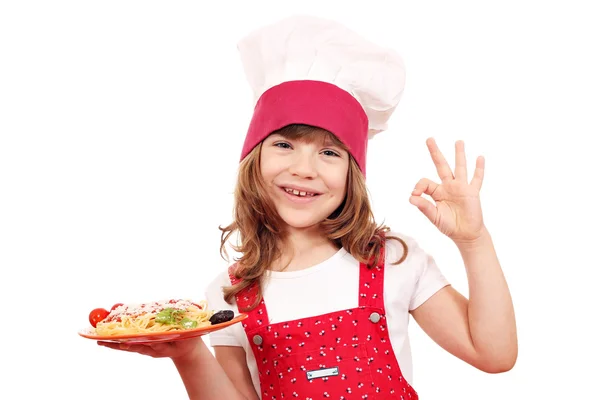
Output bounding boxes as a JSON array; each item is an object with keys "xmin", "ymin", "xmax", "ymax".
[{"xmin": 284, "ymin": 188, "xmax": 315, "ymax": 197}]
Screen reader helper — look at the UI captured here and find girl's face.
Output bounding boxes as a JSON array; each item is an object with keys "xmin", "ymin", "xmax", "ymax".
[{"xmin": 260, "ymin": 132, "xmax": 349, "ymax": 231}]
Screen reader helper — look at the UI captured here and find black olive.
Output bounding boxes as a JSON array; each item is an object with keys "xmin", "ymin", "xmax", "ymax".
[{"xmin": 210, "ymin": 310, "xmax": 234, "ymax": 325}]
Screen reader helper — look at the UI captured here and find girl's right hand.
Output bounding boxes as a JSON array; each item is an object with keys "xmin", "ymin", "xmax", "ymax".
[{"xmin": 97, "ymin": 336, "xmax": 202, "ymax": 361}]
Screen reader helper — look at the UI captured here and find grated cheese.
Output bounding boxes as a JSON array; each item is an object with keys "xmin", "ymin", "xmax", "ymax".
[{"xmin": 105, "ymin": 299, "xmax": 198, "ymax": 322}]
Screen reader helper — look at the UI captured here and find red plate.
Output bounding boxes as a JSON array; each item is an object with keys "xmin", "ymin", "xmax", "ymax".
[{"xmin": 78, "ymin": 313, "xmax": 247, "ymax": 344}]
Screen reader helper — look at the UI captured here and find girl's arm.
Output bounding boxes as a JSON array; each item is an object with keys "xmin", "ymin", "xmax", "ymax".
[
  {"xmin": 172, "ymin": 340, "xmax": 259, "ymax": 400},
  {"xmin": 214, "ymin": 346, "xmax": 260, "ymax": 399},
  {"xmin": 410, "ymin": 228, "xmax": 517, "ymax": 373},
  {"xmin": 408, "ymin": 139, "xmax": 517, "ymax": 373},
  {"xmin": 99, "ymin": 337, "xmax": 257, "ymax": 399}
]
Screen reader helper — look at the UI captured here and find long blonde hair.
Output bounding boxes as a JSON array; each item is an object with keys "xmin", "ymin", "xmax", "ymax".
[{"xmin": 219, "ymin": 124, "xmax": 408, "ymax": 311}]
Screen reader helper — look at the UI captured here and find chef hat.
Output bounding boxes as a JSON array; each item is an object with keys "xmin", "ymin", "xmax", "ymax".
[{"xmin": 237, "ymin": 15, "xmax": 406, "ymax": 175}]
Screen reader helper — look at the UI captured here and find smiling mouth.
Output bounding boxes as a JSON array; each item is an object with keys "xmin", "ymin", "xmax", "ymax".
[{"xmin": 282, "ymin": 187, "xmax": 319, "ymax": 197}]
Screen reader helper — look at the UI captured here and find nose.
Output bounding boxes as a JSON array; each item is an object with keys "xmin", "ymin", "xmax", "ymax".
[{"xmin": 288, "ymin": 150, "xmax": 317, "ymax": 178}]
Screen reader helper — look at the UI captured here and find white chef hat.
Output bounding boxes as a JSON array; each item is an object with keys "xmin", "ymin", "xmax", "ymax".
[{"xmin": 238, "ymin": 15, "xmax": 406, "ymax": 175}]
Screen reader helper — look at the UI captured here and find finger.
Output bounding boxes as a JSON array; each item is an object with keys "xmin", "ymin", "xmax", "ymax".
[
  {"xmin": 470, "ymin": 156, "xmax": 485, "ymax": 190},
  {"xmin": 409, "ymin": 195, "xmax": 437, "ymax": 225},
  {"xmin": 454, "ymin": 140, "xmax": 468, "ymax": 182},
  {"xmin": 97, "ymin": 341, "xmax": 121, "ymax": 350},
  {"xmin": 426, "ymin": 137, "xmax": 454, "ymax": 182},
  {"xmin": 148, "ymin": 342, "xmax": 173, "ymax": 353},
  {"xmin": 412, "ymin": 178, "xmax": 445, "ymax": 202},
  {"xmin": 97, "ymin": 341, "xmax": 157, "ymax": 357}
]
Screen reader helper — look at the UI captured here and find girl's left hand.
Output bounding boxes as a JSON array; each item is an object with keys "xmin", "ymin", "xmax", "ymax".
[{"xmin": 409, "ymin": 138, "xmax": 486, "ymax": 244}]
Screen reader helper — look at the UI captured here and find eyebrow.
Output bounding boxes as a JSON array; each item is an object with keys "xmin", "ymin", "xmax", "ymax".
[
  {"xmin": 270, "ymin": 133, "xmax": 345, "ymax": 150},
  {"xmin": 321, "ymin": 139, "xmax": 344, "ymax": 149}
]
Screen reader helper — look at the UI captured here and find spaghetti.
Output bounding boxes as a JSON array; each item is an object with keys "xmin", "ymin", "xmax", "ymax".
[{"xmin": 94, "ymin": 299, "xmax": 214, "ymax": 336}]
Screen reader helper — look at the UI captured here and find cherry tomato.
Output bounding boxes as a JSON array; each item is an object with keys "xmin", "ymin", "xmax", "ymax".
[
  {"xmin": 110, "ymin": 303, "xmax": 124, "ymax": 311},
  {"xmin": 89, "ymin": 308, "xmax": 110, "ymax": 328}
]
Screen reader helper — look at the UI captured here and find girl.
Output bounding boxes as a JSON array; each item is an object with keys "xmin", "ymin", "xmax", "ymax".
[{"xmin": 99, "ymin": 15, "xmax": 517, "ymax": 399}]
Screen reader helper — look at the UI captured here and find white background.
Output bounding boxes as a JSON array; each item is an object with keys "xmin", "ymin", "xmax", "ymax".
[{"xmin": 1, "ymin": 1, "xmax": 598, "ymax": 398}]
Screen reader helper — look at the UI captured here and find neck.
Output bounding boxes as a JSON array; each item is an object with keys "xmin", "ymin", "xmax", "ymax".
[
  {"xmin": 285, "ymin": 226, "xmax": 330, "ymax": 253},
  {"xmin": 272, "ymin": 226, "xmax": 340, "ymax": 272}
]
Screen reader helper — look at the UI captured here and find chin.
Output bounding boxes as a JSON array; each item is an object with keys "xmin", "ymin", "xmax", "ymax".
[{"xmin": 277, "ymin": 210, "xmax": 328, "ymax": 230}]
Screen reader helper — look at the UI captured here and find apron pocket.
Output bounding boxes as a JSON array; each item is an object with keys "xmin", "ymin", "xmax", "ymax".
[{"xmin": 274, "ymin": 343, "xmax": 375, "ymax": 398}]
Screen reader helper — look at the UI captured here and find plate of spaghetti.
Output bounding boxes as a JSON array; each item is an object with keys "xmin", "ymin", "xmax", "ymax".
[{"xmin": 79, "ymin": 299, "xmax": 247, "ymax": 343}]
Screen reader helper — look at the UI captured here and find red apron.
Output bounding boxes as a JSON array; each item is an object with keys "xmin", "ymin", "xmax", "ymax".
[{"xmin": 230, "ymin": 247, "xmax": 418, "ymax": 399}]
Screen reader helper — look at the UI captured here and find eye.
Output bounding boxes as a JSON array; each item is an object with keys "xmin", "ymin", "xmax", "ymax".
[
  {"xmin": 322, "ymin": 150, "xmax": 340, "ymax": 157},
  {"xmin": 274, "ymin": 142, "xmax": 292, "ymax": 149}
]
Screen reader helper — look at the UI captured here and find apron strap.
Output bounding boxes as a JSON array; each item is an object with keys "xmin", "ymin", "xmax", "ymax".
[
  {"xmin": 358, "ymin": 241, "xmax": 386, "ymax": 310},
  {"xmin": 229, "ymin": 264, "xmax": 270, "ymax": 333},
  {"xmin": 230, "ymin": 239, "xmax": 386, "ymax": 332}
]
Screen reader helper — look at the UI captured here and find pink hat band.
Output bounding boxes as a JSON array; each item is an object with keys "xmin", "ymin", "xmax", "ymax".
[{"xmin": 240, "ymin": 80, "xmax": 369, "ymax": 176}]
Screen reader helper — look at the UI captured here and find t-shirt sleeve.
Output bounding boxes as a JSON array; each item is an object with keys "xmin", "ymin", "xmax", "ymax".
[
  {"xmin": 204, "ymin": 270, "xmax": 242, "ymax": 347},
  {"xmin": 409, "ymin": 249, "xmax": 450, "ymax": 311},
  {"xmin": 386, "ymin": 231, "xmax": 450, "ymax": 311}
]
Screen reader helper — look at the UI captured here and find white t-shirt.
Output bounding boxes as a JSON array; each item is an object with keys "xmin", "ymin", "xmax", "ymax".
[{"xmin": 204, "ymin": 232, "xmax": 449, "ymax": 397}]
